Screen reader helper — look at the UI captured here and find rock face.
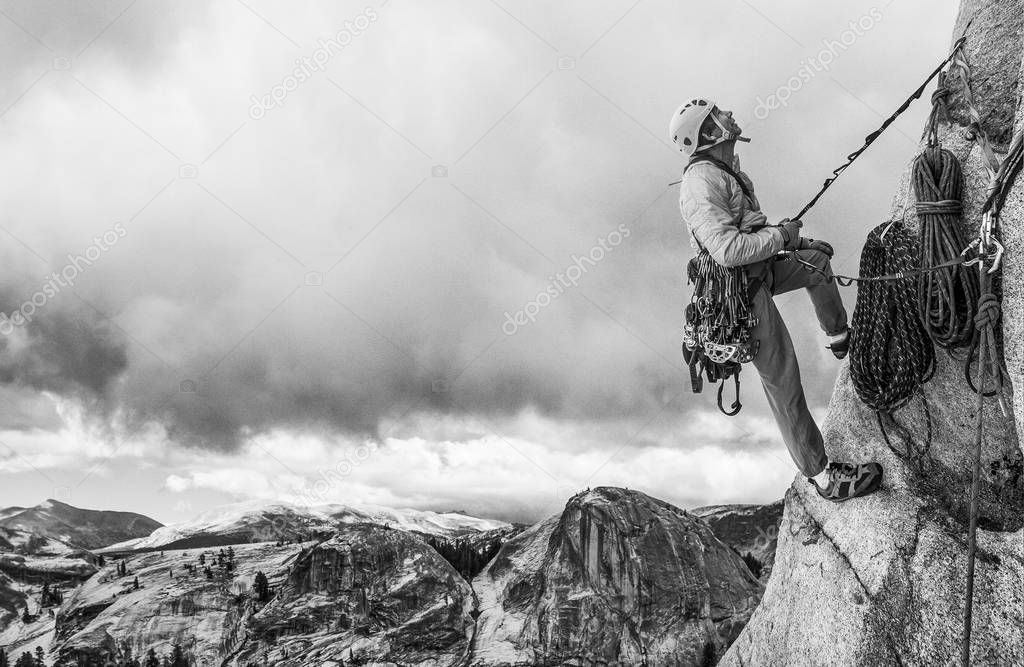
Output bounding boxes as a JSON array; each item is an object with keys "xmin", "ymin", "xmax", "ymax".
[
  {"xmin": 4, "ymin": 491, "xmax": 767, "ymax": 665},
  {"xmin": 722, "ymin": 1, "xmax": 1024, "ymax": 665},
  {"xmin": 692, "ymin": 502, "xmax": 784, "ymax": 579},
  {"xmin": 0, "ymin": 529, "xmax": 98, "ymax": 660},
  {"xmin": 226, "ymin": 524, "xmax": 473, "ymax": 666},
  {"xmin": 469, "ymin": 487, "xmax": 763, "ymax": 666},
  {"xmin": 53, "ymin": 542, "xmax": 306, "ymax": 666},
  {"xmin": 49, "ymin": 526, "xmax": 473, "ymax": 666}
]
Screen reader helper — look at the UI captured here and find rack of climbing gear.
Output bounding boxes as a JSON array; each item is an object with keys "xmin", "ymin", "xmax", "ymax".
[{"xmin": 682, "ymin": 249, "xmax": 760, "ymax": 416}]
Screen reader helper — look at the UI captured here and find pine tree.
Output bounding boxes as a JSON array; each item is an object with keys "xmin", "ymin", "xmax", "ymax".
[
  {"xmin": 144, "ymin": 648, "xmax": 160, "ymax": 667},
  {"xmin": 32, "ymin": 647, "xmax": 43, "ymax": 666},
  {"xmin": 169, "ymin": 644, "xmax": 188, "ymax": 667},
  {"xmin": 253, "ymin": 571, "xmax": 270, "ymax": 603},
  {"xmin": 13, "ymin": 654, "xmax": 33, "ymax": 667},
  {"xmin": 741, "ymin": 552, "xmax": 763, "ymax": 579},
  {"xmin": 0, "ymin": 648, "xmax": 8, "ymax": 667}
]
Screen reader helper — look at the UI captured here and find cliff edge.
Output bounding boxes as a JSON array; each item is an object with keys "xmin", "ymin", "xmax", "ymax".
[{"xmin": 722, "ymin": 1, "xmax": 1024, "ymax": 664}]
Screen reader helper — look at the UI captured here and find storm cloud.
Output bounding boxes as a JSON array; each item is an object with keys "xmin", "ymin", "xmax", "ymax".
[{"xmin": 0, "ymin": 0, "xmax": 960, "ymax": 518}]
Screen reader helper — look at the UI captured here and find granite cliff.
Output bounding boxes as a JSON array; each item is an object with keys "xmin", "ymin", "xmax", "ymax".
[{"xmin": 722, "ymin": 1, "xmax": 1024, "ymax": 664}]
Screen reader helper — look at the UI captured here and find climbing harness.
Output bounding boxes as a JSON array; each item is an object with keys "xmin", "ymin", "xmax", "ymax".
[{"xmin": 681, "ymin": 155, "xmax": 762, "ymax": 416}]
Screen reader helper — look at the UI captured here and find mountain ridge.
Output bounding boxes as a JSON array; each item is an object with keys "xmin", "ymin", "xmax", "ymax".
[
  {"xmin": 99, "ymin": 499, "xmax": 512, "ymax": 553},
  {"xmin": 0, "ymin": 499, "xmax": 162, "ymax": 551},
  {"xmin": 0, "ymin": 488, "xmax": 781, "ymax": 665}
]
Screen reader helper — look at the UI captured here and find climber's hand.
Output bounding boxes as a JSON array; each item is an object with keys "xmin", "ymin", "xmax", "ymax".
[
  {"xmin": 779, "ymin": 218, "xmax": 803, "ymax": 250},
  {"xmin": 800, "ymin": 238, "xmax": 834, "ymax": 258}
]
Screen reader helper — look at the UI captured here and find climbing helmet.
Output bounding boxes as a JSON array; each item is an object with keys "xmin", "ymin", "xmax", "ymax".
[{"xmin": 669, "ymin": 98, "xmax": 739, "ymax": 157}]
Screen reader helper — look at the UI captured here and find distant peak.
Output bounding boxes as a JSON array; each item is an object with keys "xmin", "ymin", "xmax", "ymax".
[{"xmin": 41, "ymin": 498, "xmax": 73, "ymax": 510}]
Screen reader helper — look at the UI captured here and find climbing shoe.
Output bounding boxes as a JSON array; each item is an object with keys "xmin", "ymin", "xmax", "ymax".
[
  {"xmin": 810, "ymin": 461, "xmax": 883, "ymax": 502},
  {"xmin": 827, "ymin": 329, "xmax": 850, "ymax": 360}
]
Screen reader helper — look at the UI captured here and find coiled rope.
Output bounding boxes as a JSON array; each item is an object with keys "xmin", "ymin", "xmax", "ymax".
[
  {"xmin": 848, "ymin": 221, "xmax": 935, "ymax": 413},
  {"xmin": 913, "ymin": 145, "xmax": 979, "ymax": 349}
]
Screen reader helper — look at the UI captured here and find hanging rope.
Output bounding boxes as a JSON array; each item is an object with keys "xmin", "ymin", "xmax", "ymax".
[
  {"xmin": 962, "ymin": 264, "xmax": 1003, "ymax": 667},
  {"xmin": 666, "ymin": 38, "xmax": 966, "ymax": 192},
  {"xmin": 951, "ymin": 38, "xmax": 1020, "ymax": 666},
  {"xmin": 848, "ymin": 221, "xmax": 936, "ymax": 413},
  {"xmin": 913, "ymin": 145, "xmax": 979, "ymax": 349},
  {"xmin": 781, "ymin": 244, "xmax": 968, "ymax": 286},
  {"xmin": 789, "ymin": 37, "xmax": 966, "ymax": 221}
]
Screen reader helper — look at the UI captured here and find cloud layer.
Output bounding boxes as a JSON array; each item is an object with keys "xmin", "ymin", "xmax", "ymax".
[{"xmin": 0, "ymin": 0, "xmax": 958, "ymax": 519}]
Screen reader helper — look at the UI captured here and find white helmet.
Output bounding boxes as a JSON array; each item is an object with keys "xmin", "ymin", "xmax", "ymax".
[{"xmin": 669, "ymin": 98, "xmax": 743, "ymax": 157}]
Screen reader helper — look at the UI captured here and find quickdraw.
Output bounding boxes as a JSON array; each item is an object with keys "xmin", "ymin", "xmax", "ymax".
[{"xmin": 682, "ymin": 248, "xmax": 761, "ymax": 416}]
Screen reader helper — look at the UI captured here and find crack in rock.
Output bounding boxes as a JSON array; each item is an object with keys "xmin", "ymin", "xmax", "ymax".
[{"xmin": 792, "ymin": 492, "xmax": 872, "ymax": 599}]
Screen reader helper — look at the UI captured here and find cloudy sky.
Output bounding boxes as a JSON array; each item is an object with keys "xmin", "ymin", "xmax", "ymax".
[{"xmin": 0, "ymin": 0, "xmax": 959, "ymax": 525}]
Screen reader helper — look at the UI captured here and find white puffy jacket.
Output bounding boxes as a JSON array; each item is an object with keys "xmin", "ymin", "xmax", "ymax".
[{"xmin": 678, "ymin": 158, "xmax": 786, "ymax": 268}]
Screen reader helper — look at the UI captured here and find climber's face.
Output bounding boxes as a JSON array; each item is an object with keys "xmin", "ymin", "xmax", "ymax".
[{"xmin": 716, "ymin": 108, "xmax": 742, "ymax": 138}]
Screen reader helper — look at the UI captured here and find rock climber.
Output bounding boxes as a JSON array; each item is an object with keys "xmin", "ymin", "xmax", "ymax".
[{"xmin": 670, "ymin": 98, "xmax": 883, "ymax": 502}]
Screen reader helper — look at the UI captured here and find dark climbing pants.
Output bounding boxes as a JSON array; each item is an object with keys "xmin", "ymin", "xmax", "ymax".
[{"xmin": 747, "ymin": 249, "xmax": 847, "ymax": 477}]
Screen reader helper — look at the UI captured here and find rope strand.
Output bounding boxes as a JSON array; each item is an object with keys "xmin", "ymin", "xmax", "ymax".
[
  {"xmin": 848, "ymin": 221, "xmax": 935, "ymax": 413},
  {"xmin": 913, "ymin": 146, "xmax": 979, "ymax": 349},
  {"xmin": 790, "ymin": 37, "xmax": 966, "ymax": 220}
]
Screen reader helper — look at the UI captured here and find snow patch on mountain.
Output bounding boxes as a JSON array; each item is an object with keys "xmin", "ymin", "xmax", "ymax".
[{"xmin": 100, "ymin": 500, "xmax": 510, "ymax": 552}]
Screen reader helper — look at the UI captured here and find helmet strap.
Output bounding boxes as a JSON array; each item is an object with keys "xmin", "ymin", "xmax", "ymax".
[
  {"xmin": 699, "ymin": 110, "xmax": 750, "ymax": 150},
  {"xmin": 710, "ymin": 111, "xmax": 739, "ymax": 143}
]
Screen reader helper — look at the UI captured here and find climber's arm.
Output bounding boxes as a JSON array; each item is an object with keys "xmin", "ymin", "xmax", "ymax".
[{"xmin": 680, "ymin": 170, "xmax": 785, "ymax": 268}]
